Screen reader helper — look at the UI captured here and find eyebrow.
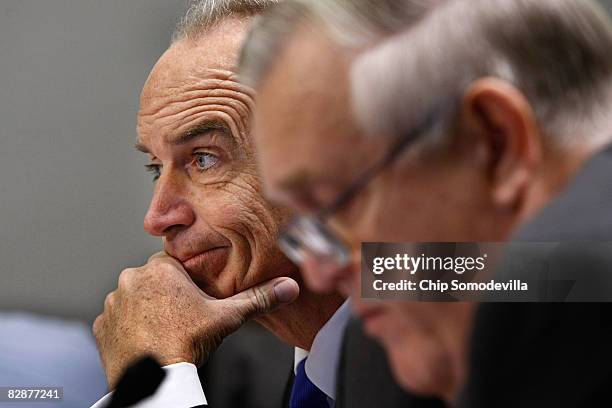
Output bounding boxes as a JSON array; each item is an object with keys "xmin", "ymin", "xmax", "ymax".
[{"xmin": 134, "ymin": 120, "xmax": 232, "ymax": 154}]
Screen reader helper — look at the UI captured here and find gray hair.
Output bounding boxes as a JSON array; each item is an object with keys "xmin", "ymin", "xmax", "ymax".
[
  {"xmin": 173, "ymin": 0, "xmax": 280, "ymax": 42},
  {"xmin": 238, "ymin": 0, "xmax": 309, "ymax": 88},
  {"xmin": 239, "ymin": 0, "xmax": 442, "ymax": 88},
  {"xmin": 311, "ymin": 0, "xmax": 444, "ymax": 48},
  {"xmin": 352, "ymin": 0, "xmax": 612, "ymax": 150}
]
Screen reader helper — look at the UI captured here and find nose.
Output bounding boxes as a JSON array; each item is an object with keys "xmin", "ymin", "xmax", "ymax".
[{"xmin": 144, "ymin": 173, "xmax": 195, "ymax": 237}]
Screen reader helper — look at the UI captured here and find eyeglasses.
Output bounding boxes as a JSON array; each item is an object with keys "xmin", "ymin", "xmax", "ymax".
[{"xmin": 278, "ymin": 109, "xmax": 441, "ymax": 271}]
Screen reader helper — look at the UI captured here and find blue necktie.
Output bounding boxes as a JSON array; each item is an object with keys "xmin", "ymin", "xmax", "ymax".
[{"xmin": 290, "ymin": 358, "xmax": 329, "ymax": 408}]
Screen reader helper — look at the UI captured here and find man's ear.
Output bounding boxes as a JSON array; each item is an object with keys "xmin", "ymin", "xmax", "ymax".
[{"xmin": 459, "ymin": 77, "xmax": 542, "ymax": 209}]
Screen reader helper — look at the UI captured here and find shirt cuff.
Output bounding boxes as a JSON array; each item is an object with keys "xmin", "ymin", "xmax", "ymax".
[{"xmin": 90, "ymin": 363, "xmax": 207, "ymax": 408}]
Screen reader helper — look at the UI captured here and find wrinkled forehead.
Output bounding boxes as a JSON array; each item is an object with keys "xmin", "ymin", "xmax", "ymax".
[
  {"xmin": 137, "ymin": 17, "xmax": 256, "ymax": 146},
  {"xmin": 140, "ymin": 17, "xmax": 251, "ymax": 108}
]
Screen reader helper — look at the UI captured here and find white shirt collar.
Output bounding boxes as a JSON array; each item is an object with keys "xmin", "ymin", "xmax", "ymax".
[{"xmin": 293, "ymin": 299, "xmax": 351, "ymax": 401}]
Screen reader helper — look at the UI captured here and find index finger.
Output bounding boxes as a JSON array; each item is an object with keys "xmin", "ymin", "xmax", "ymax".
[
  {"xmin": 146, "ymin": 251, "xmax": 190, "ymax": 279},
  {"xmin": 148, "ymin": 251, "xmax": 172, "ymax": 263}
]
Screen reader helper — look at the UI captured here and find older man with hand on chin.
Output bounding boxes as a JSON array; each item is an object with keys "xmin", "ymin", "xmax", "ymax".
[
  {"xmin": 240, "ymin": 0, "xmax": 612, "ymax": 406},
  {"xmin": 90, "ymin": 1, "xmax": 347, "ymax": 407}
]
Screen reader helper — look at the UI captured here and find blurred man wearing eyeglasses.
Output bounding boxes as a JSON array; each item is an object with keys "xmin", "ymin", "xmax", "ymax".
[{"xmin": 240, "ymin": 0, "xmax": 612, "ymax": 405}]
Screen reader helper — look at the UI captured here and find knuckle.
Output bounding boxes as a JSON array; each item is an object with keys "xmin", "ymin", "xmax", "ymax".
[
  {"xmin": 104, "ymin": 292, "xmax": 115, "ymax": 310},
  {"xmin": 92, "ymin": 315, "xmax": 103, "ymax": 336},
  {"xmin": 251, "ymin": 286, "xmax": 271, "ymax": 314},
  {"xmin": 147, "ymin": 256, "xmax": 164, "ymax": 267},
  {"xmin": 118, "ymin": 268, "xmax": 136, "ymax": 287},
  {"xmin": 147, "ymin": 251, "xmax": 167, "ymax": 263}
]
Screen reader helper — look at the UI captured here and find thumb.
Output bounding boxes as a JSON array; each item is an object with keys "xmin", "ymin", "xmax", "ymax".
[{"xmin": 225, "ymin": 277, "xmax": 300, "ymax": 319}]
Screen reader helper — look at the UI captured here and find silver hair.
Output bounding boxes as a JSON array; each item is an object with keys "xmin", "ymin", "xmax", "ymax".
[
  {"xmin": 311, "ymin": 0, "xmax": 444, "ymax": 48},
  {"xmin": 352, "ymin": 0, "xmax": 612, "ymax": 150},
  {"xmin": 238, "ymin": 0, "xmax": 309, "ymax": 88},
  {"xmin": 173, "ymin": 0, "xmax": 280, "ymax": 42},
  {"xmin": 239, "ymin": 0, "xmax": 442, "ymax": 88}
]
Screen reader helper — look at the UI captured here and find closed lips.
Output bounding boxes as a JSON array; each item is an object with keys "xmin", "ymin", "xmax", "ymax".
[{"xmin": 180, "ymin": 247, "xmax": 230, "ymax": 284}]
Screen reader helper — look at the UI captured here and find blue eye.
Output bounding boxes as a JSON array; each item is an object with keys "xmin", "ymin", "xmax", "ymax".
[
  {"xmin": 145, "ymin": 164, "xmax": 162, "ymax": 181},
  {"xmin": 194, "ymin": 152, "xmax": 219, "ymax": 171}
]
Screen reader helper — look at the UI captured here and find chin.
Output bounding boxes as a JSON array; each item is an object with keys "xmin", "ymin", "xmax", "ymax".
[{"xmin": 188, "ymin": 265, "xmax": 239, "ymax": 299}]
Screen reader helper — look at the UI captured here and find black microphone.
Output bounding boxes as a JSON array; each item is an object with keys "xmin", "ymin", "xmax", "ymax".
[{"xmin": 105, "ymin": 356, "xmax": 166, "ymax": 408}]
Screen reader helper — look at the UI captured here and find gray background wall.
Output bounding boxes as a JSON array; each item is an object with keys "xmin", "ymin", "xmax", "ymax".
[
  {"xmin": 1, "ymin": 0, "xmax": 612, "ymax": 324},
  {"xmin": 0, "ymin": 0, "xmax": 185, "ymax": 323}
]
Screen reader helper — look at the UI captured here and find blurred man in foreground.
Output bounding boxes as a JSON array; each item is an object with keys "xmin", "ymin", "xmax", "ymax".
[
  {"xmin": 91, "ymin": 1, "xmax": 346, "ymax": 407},
  {"xmin": 240, "ymin": 0, "xmax": 612, "ymax": 405}
]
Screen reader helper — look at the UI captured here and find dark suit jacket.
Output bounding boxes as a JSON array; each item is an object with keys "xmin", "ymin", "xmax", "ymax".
[
  {"xmin": 461, "ymin": 144, "xmax": 612, "ymax": 407},
  {"xmin": 281, "ymin": 367, "xmax": 294, "ymax": 408}
]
